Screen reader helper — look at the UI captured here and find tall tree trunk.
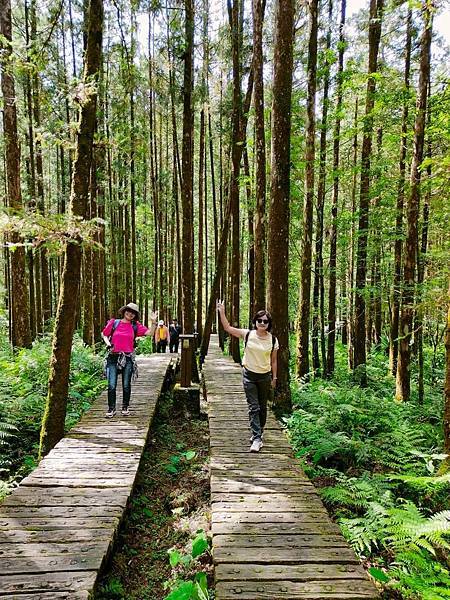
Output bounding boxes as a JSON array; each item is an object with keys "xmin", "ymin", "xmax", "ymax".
[
  {"xmin": 268, "ymin": 0, "xmax": 294, "ymax": 412},
  {"xmin": 326, "ymin": 0, "xmax": 346, "ymax": 377},
  {"xmin": 348, "ymin": 98, "xmax": 359, "ymax": 369},
  {"xmin": 181, "ymin": 0, "xmax": 194, "ymax": 333},
  {"xmin": 297, "ymin": 0, "xmax": 318, "ymax": 379},
  {"xmin": 395, "ymin": 3, "xmax": 432, "ymax": 402},
  {"xmin": 228, "ymin": 0, "xmax": 242, "ymax": 363},
  {"xmin": 390, "ymin": 8, "xmax": 412, "ymax": 376},
  {"xmin": 353, "ymin": 0, "xmax": 383, "ymax": 385},
  {"xmin": 252, "ymin": 0, "xmax": 266, "ymax": 313},
  {"xmin": 244, "ymin": 148, "xmax": 254, "ymax": 325},
  {"xmin": 197, "ymin": 108, "xmax": 205, "ymax": 340},
  {"xmin": 0, "ymin": 0, "xmax": 32, "ymax": 349},
  {"xmin": 312, "ymin": 0, "xmax": 332, "ymax": 376},
  {"xmin": 40, "ymin": 0, "xmax": 103, "ymax": 457}
]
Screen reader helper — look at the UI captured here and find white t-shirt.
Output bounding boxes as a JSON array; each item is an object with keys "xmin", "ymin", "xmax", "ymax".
[{"xmin": 242, "ymin": 330, "xmax": 279, "ymax": 374}]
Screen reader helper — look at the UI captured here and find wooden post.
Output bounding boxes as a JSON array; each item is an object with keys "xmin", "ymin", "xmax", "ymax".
[{"xmin": 180, "ymin": 334, "xmax": 195, "ymax": 387}]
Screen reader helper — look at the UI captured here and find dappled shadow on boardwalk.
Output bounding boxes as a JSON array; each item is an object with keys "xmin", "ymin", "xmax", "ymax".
[
  {"xmin": 0, "ymin": 355, "xmax": 173, "ymax": 599},
  {"xmin": 203, "ymin": 336, "xmax": 378, "ymax": 600}
]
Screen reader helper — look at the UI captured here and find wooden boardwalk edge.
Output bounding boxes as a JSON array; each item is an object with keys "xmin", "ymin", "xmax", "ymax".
[
  {"xmin": 203, "ymin": 335, "xmax": 379, "ymax": 600},
  {"xmin": 0, "ymin": 354, "xmax": 175, "ymax": 599}
]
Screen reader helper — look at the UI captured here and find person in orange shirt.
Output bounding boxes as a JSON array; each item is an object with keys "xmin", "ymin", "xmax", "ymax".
[{"xmin": 155, "ymin": 320, "xmax": 170, "ymax": 353}]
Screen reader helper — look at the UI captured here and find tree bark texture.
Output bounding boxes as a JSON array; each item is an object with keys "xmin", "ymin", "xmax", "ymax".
[
  {"xmin": 389, "ymin": 8, "xmax": 412, "ymax": 376},
  {"xmin": 395, "ymin": 3, "xmax": 432, "ymax": 402},
  {"xmin": 297, "ymin": 0, "xmax": 318, "ymax": 379},
  {"xmin": 252, "ymin": 0, "xmax": 267, "ymax": 313},
  {"xmin": 353, "ymin": 0, "xmax": 383, "ymax": 385},
  {"xmin": 326, "ymin": 0, "xmax": 346, "ymax": 377},
  {"xmin": 268, "ymin": 0, "xmax": 295, "ymax": 412},
  {"xmin": 0, "ymin": 0, "xmax": 32, "ymax": 349},
  {"xmin": 181, "ymin": 0, "xmax": 194, "ymax": 333},
  {"xmin": 39, "ymin": 0, "xmax": 103, "ymax": 457}
]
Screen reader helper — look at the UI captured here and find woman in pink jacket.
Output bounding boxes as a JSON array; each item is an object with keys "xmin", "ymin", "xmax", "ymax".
[{"xmin": 102, "ymin": 302, "xmax": 156, "ymax": 417}]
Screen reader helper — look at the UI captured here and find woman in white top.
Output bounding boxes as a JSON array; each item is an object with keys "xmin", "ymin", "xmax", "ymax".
[{"xmin": 217, "ymin": 300, "xmax": 279, "ymax": 452}]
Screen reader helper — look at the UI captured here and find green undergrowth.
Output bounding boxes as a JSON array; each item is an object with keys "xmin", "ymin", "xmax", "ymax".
[
  {"xmin": 286, "ymin": 340, "xmax": 449, "ymax": 599},
  {"xmin": 0, "ymin": 319, "xmax": 105, "ymax": 494},
  {"xmin": 95, "ymin": 393, "xmax": 213, "ymax": 600}
]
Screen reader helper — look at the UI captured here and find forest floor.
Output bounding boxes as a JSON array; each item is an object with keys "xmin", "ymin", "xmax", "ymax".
[{"xmin": 94, "ymin": 393, "xmax": 213, "ymax": 600}]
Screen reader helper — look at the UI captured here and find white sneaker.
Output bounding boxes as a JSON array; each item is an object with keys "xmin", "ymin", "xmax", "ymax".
[
  {"xmin": 105, "ymin": 409, "xmax": 116, "ymax": 418},
  {"xmin": 250, "ymin": 439, "xmax": 263, "ymax": 453},
  {"xmin": 121, "ymin": 408, "xmax": 130, "ymax": 416}
]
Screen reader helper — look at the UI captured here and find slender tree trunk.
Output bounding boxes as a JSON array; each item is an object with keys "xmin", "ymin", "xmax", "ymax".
[
  {"xmin": 252, "ymin": 0, "xmax": 266, "ymax": 313},
  {"xmin": 312, "ymin": 0, "xmax": 332, "ymax": 376},
  {"xmin": 244, "ymin": 148, "xmax": 254, "ymax": 325},
  {"xmin": 348, "ymin": 98, "xmax": 359, "ymax": 369},
  {"xmin": 390, "ymin": 8, "xmax": 412, "ymax": 376},
  {"xmin": 197, "ymin": 108, "xmax": 205, "ymax": 340},
  {"xmin": 353, "ymin": 0, "xmax": 383, "ymax": 385},
  {"xmin": 297, "ymin": 0, "xmax": 318, "ymax": 379},
  {"xmin": 268, "ymin": 0, "xmax": 294, "ymax": 412},
  {"xmin": 181, "ymin": 0, "xmax": 194, "ymax": 333},
  {"xmin": 396, "ymin": 3, "xmax": 432, "ymax": 402},
  {"xmin": 40, "ymin": 0, "xmax": 103, "ymax": 457},
  {"xmin": 326, "ymin": 0, "xmax": 346, "ymax": 377},
  {"xmin": 228, "ymin": 0, "xmax": 242, "ymax": 363},
  {"xmin": 0, "ymin": 0, "xmax": 32, "ymax": 349}
]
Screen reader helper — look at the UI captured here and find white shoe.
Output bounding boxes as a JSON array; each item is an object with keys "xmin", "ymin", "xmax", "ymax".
[
  {"xmin": 250, "ymin": 439, "xmax": 263, "ymax": 453},
  {"xmin": 121, "ymin": 408, "xmax": 130, "ymax": 416},
  {"xmin": 105, "ymin": 409, "xmax": 116, "ymax": 418}
]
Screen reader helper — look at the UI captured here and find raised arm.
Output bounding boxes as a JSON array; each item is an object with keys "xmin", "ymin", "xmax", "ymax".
[{"xmin": 216, "ymin": 300, "xmax": 246, "ymax": 339}]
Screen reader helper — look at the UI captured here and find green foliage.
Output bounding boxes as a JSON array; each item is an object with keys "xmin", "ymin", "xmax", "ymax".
[
  {"xmin": 98, "ymin": 577, "xmax": 126, "ymax": 599},
  {"xmin": 164, "ymin": 450, "xmax": 198, "ymax": 475},
  {"xmin": 287, "ymin": 340, "xmax": 448, "ymax": 599},
  {"xmin": 164, "ymin": 530, "xmax": 211, "ymax": 600},
  {"xmin": 0, "ymin": 326, "xmax": 105, "ymax": 482}
]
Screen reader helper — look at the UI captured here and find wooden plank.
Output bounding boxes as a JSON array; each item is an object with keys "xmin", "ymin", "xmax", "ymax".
[
  {"xmin": 0, "ymin": 571, "xmax": 96, "ymax": 594},
  {"xmin": 214, "ymin": 546, "xmax": 360, "ymax": 564},
  {"xmin": 213, "ymin": 534, "xmax": 348, "ymax": 548},
  {"xmin": 1, "ymin": 488, "xmax": 129, "ymax": 507},
  {"xmin": 216, "ymin": 563, "xmax": 371, "ymax": 581},
  {"xmin": 215, "ymin": 580, "xmax": 378, "ymax": 598},
  {"xmin": 212, "ymin": 521, "xmax": 341, "ymax": 535},
  {"xmin": 0, "ymin": 517, "xmax": 119, "ymax": 530},
  {"xmin": 0, "ymin": 553, "xmax": 103, "ymax": 574},
  {"xmin": 0, "ymin": 529, "xmax": 113, "ymax": 544},
  {"xmin": 0, "ymin": 540, "xmax": 110, "ymax": 558},
  {"xmin": 0, "ymin": 505, "xmax": 124, "ymax": 519},
  {"xmin": 213, "ymin": 511, "xmax": 329, "ymax": 524}
]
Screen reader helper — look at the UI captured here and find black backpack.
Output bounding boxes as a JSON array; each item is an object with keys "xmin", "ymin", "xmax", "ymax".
[
  {"xmin": 110, "ymin": 319, "xmax": 138, "ymax": 347},
  {"xmin": 244, "ymin": 330, "xmax": 277, "ymax": 352}
]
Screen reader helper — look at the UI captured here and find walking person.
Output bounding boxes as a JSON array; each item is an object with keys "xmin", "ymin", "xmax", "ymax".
[
  {"xmin": 155, "ymin": 319, "xmax": 169, "ymax": 353},
  {"xmin": 102, "ymin": 303, "xmax": 156, "ymax": 418},
  {"xmin": 216, "ymin": 300, "xmax": 278, "ymax": 452},
  {"xmin": 169, "ymin": 318, "xmax": 182, "ymax": 353}
]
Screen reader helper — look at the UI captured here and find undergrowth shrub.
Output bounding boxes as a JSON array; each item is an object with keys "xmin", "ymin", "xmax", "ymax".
[
  {"xmin": 286, "ymin": 340, "xmax": 449, "ymax": 599},
  {"xmin": 0, "ymin": 326, "xmax": 105, "ymax": 488}
]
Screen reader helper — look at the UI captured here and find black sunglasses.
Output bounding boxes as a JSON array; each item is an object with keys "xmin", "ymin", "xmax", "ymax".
[{"xmin": 256, "ymin": 318, "xmax": 269, "ymax": 324}]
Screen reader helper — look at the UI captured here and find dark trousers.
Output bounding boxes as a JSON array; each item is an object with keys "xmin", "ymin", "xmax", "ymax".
[
  {"xmin": 242, "ymin": 368, "xmax": 271, "ymax": 441},
  {"xmin": 106, "ymin": 355, "xmax": 133, "ymax": 410},
  {"xmin": 169, "ymin": 338, "xmax": 179, "ymax": 353},
  {"xmin": 157, "ymin": 340, "xmax": 168, "ymax": 353}
]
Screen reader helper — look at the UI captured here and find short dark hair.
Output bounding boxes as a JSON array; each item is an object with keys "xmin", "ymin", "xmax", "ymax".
[{"xmin": 252, "ymin": 310, "xmax": 272, "ymax": 332}]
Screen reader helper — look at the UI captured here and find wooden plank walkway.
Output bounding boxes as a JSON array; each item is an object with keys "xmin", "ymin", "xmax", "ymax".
[
  {"xmin": 0, "ymin": 354, "xmax": 173, "ymax": 599},
  {"xmin": 203, "ymin": 335, "xmax": 378, "ymax": 600}
]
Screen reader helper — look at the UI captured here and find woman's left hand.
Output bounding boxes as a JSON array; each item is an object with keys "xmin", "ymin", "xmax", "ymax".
[{"xmin": 271, "ymin": 378, "xmax": 277, "ymax": 389}]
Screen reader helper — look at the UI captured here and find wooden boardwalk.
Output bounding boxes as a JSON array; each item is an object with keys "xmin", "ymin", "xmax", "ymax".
[
  {"xmin": 203, "ymin": 335, "xmax": 378, "ymax": 600},
  {"xmin": 0, "ymin": 354, "xmax": 173, "ymax": 599}
]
